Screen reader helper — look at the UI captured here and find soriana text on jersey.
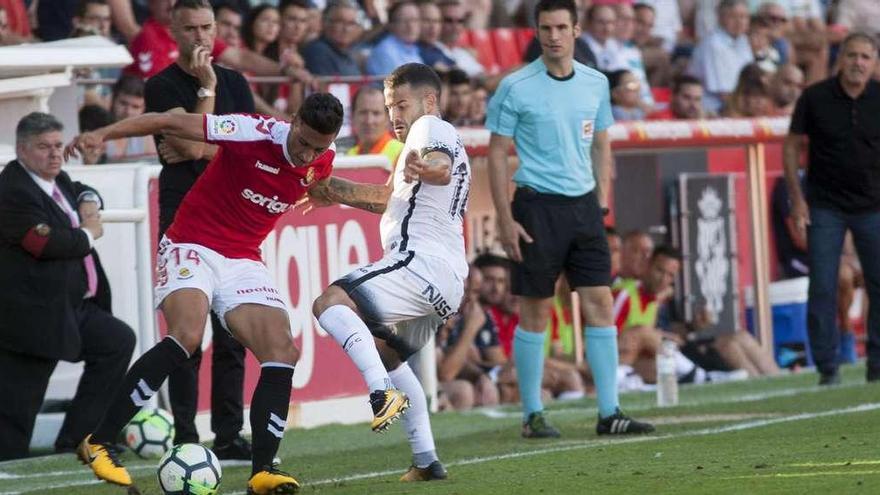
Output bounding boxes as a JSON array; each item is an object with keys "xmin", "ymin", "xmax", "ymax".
[{"xmin": 241, "ymin": 188, "xmax": 292, "ymax": 214}]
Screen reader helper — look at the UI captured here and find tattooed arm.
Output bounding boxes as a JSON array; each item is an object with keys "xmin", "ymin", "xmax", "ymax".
[{"xmin": 307, "ymin": 176, "xmax": 393, "ymax": 214}]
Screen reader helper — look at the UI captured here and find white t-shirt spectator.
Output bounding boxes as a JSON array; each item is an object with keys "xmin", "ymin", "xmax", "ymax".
[
  {"xmin": 582, "ymin": 33, "xmax": 625, "ymax": 71},
  {"xmin": 687, "ymin": 28, "xmax": 754, "ymax": 112},
  {"xmin": 618, "ymin": 42, "xmax": 655, "ymax": 106},
  {"xmin": 638, "ymin": 0, "xmax": 682, "ymax": 52},
  {"xmin": 835, "ymin": 0, "xmax": 880, "ymax": 38}
]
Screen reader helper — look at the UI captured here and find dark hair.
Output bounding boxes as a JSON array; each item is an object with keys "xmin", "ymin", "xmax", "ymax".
[
  {"xmin": 351, "ymin": 85, "xmax": 383, "ymax": 113},
  {"xmin": 388, "ymin": 0, "xmax": 416, "ymax": 23},
  {"xmin": 651, "ymin": 245, "xmax": 682, "ymax": 262},
  {"xmin": 323, "ymin": 0, "xmax": 358, "ymax": 22},
  {"xmin": 172, "ymin": 0, "xmax": 212, "ymax": 13},
  {"xmin": 76, "ymin": 0, "xmax": 107, "ymax": 18},
  {"xmin": 16, "ymin": 112, "xmax": 63, "ymax": 145},
  {"xmin": 297, "ymin": 92, "xmax": 344, "ymax": 135},
  {"xmin": 242, "ymin": 4, "xmax": 278, "ymax": 51},
  {"xmin": 586, "ymin": 3, "xmax": 614, "ymax": 22},
  {"xmin": 605, "ymin": 225, "xmax": 619, "ymax": 237},
  {"xmin": 385, "ymin": 63, "xmax": 442, "ymax": 96},
  {"xmin": 607, "ymin": 69, "xmax": 632, "ymax": 90},
  {"xmin": 633, "ymin": 3, "xmax": 655, "ymax": 15},
  {"xmin": 279, "ymin": 0, "xmax": 314, "ymax": 15},
  {"xmin": 534, "ymin": 0, "xmax": 577, "ymax": 25},
  {"xmin": 112, "ymin": 74, "xmax": 145, "ymax": 99},
  {"xmin": 672, "ymin": 74, "xmax": 702, "ymax": 94},
  {"xmin": 446, "ymin": 68, "xmax": 470, "ymax": 87},
  {"xmin": 213, "ymin": 1, "xmax": 241, "ymax": 17},
  {"xmin": 842, "ymin": 32, "xmax": 879, "ymax": 54},
  {"xmin": 473, "ymin": 253, "xmax": 511, "ymax": 270},
  {"xmin": 749, "ymin": 14, "xmax": 770, "ymax": 30},
  {"xmin": 79, "ymin": 104, "xmax": 113, "ymax": 132}
]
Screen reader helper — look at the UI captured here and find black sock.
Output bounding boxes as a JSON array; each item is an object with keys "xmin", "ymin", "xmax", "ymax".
[
  {"xmin": 92, "ymin": 337, "xmax": 189, "ymax": 444},
  {"xmin": 250, "ymin": 365, "xmax": 294, "ymax": 475}
]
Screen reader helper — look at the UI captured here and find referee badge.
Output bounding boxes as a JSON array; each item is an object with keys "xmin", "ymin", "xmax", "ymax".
[{"xmin": 581, "ymin": 120, "xmax": 594, "ymax": 139}]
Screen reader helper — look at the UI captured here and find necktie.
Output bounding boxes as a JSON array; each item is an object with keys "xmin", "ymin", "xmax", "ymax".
[{"xmin": 52, "ymin": 185, "xmax": 99, "ymax": 298}]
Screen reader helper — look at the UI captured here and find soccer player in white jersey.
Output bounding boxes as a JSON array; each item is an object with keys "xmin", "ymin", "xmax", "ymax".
[
  {"xmin": 308, "ymin": 63, "xmax": 470, "ymax": 481},
  {"xmin": 63, "ymin": 93, "xmax": 344, "ymax": 495}
]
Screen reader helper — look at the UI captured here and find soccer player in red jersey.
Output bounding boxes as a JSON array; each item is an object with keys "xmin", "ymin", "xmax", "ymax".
[{"xmin": 63, "ymin": 93, "xmax": 343, "ymax": 495}]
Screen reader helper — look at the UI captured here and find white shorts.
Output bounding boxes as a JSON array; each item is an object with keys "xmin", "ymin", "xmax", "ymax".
[
  {"xmin": 333, "ymin": 250, "xmax": 464, "ymax": 359},
  {"xmin": 155, "ymin": 236, "xmax": 286, "ymax": 325}
]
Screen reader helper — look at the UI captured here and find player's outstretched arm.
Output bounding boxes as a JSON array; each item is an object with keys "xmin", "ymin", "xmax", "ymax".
[
  {"xmin": 64, "ymin": 113, "xmax": 206, "ymax": 161},
  {"xmin": 304, "ymin": 177, "xmax": 393, "ymax": 214}
]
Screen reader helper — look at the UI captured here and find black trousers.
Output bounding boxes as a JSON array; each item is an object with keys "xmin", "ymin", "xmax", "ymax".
[
  {"xmin": 0, "ymin": 299, "xmax": 135, "ymax": 460},
  {"xmin": 168, "ymin": 312, "xmax": 246, "ymax": 444}
]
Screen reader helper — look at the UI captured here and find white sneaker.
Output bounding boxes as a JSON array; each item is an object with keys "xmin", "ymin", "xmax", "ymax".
[{"xmin": 707, "ymin": 369, "xmax": 750, "ymax": 383}]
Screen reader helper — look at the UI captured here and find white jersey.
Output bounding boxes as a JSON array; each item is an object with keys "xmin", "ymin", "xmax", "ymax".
[{"xmin": 380, "ymin": 115, "xmax": 470, "ymax": 280}]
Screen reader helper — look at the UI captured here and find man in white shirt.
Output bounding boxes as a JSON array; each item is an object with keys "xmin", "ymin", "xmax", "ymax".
[
  {"xmin": 436, "ymin": 0, "xmax": 486, "ymax": 77},
  {"xmin": 581, "ymin": 4, "xmax": 624, "ymax": 71},
  {"xmin": 688, "ymin": 0, "xmax": 753, "ymax": 113}
]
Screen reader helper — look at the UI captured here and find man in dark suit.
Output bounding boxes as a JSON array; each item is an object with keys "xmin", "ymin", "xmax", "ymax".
[{"xmin": 0, "ymin": 112, "xmax": 136, "ymax": 460}]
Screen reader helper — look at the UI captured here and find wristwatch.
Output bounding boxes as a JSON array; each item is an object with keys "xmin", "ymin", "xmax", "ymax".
[{"xmin": 197, "ymin": 87, "xmax": 216, "ymax": 99}]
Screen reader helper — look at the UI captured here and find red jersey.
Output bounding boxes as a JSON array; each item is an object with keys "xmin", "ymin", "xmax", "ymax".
[
  {"xmin": 165, "ymin": 113, "xmax": 335, "ymax": 261},
  {"xmin": 488, "ymin": 305, "xmax": 519, "ymax": 358},
  {"xmin": 124, "ymin": 19, "xmax": 228, "ymax": 79}
]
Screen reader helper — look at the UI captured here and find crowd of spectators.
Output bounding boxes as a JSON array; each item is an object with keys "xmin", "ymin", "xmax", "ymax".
[{"xmin": 4, "ymin": 0, "xmax": 875, "ymax": 145}]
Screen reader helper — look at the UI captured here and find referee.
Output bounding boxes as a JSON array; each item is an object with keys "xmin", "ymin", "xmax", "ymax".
[
  {"xmin": 784, "ymin": 32, "xmax": 880, "ymax": 386},
  {"xmin": 486, "ymin": 0, "xmax": 653, "ymax": 438}
]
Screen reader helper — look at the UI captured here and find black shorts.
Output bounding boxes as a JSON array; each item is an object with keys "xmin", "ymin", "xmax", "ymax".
[{"xmin": 510, "ymin": 187, "xmax": 611, "ymax": 297}]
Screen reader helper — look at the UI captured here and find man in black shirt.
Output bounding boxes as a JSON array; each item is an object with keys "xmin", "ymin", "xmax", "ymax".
[
  {"xmin": 144, "ymin": 0, "xmax": 255, "ymax": 458},
  {"xmin": 784, "ymin": 32, "xmax": 880, "ymax": 385}
]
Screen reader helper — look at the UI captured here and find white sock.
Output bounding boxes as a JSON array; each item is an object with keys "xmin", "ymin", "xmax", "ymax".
[
  {"xmin": 318, "ymin": 305, "xmax": 390, "ymax": 392},
  {"xmin": 389, "ymin": 362, "xmax": 437, "ymax": 466}
]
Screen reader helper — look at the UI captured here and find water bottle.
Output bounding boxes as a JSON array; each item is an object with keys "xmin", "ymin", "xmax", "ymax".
[{"xmin": 656, "ymin": 339, "xmax": 679, "ymax": 407}]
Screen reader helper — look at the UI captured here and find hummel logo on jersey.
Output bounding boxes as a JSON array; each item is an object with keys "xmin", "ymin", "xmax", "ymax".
[
  {"xmin": 255, "ymin": 160, "xmax": 280, "ymax": 174},
  {"xmin": 241, "ymin": 188, "xmax": 292, "ymax": 214}
]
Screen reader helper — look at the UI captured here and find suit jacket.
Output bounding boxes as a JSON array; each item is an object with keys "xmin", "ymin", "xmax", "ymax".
[{"xmin": 0, "ymin": 160, "xmax": 111, "ymax": 361}]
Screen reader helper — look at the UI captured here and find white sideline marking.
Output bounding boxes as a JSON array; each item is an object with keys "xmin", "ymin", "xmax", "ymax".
[
  {"xmin": 473, "ymin": 382, "xmax": 863, "ymax": 419},
  {"xmin": 2, "ymin": 397, "xmax": 877, "ymax": 494}
]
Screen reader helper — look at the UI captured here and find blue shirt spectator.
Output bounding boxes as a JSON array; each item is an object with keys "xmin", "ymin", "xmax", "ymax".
[
  {"xmin": 365, "ymin": 1, "xmax": 422, "ymax": 76},
  {"xmin": 302, "ymin": 1, "xmax": 363, "ymax": 76}
]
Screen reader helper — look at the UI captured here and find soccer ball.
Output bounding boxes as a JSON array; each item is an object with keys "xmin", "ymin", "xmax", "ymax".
[
  {"xmin": 157, "ymin": 443, "xmax": 222, "ymax": 495},
  {"xmin": 124, "ymin": 408, "xmax": 174, "ymax": 458}
]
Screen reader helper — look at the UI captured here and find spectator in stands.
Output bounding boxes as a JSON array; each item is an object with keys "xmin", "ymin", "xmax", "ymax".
[
  {"xmin": 835, "ymin": 0, "xmax": 880, "ymax": 39},
  {"xmin": 436, "ymin": 0, "xmax": 486, "ymax": 77},
  {"xmin": 72, "ymin": 0, "xmax": 113, "ymax": 38},
  {"xmin": 688, "ymin": 0, "xmax": 753, "ymax": 113},
  {"xmin": 582, "ymin": 4, "xmax": 624, "ymax": 71},
  {"xmin": 262, "ymin": 0, "xmax": 315, "ymax": 114},
  {"xmin": 632, "ymin": 3, "xmax": 671, "ymax": 87},
  {"xmin": 785, "ymin": 32, "xmax": 880, "ymax": 385},
  {"xmin": 788, "ymin": 0, "xmax": 829, "ymax": 84},
  {"xmin": 214, "ymin": 2, "xmax": 242, "ymax": 48},
  {"xmin": 302, "ymin": 0, "xmax": 364, "ymax": 76},
  {"xmin": 723, "ymin": 68, "xmax": 772, "ymax": 116},
  {"xmin": 616, "ymin": 230, "xmax": 654, "ymax": 282},
  {"xmin": 614, "ymin": 246, "xmax": 748, "ymax": 385},
  {"xmin": 437, "ymin": 266, "xmax": 504, "ymax": 410},
  {"xmin": 749, "ymin": 15, "xmax": 780, "ymax": 73},
  {"xmin": 77, "ymin": 105, "xmax": 112, "ymax": 165},
  {"xmin": 125, "ymin": 0, "xmax": 308, "ymax": 95},
  {"xmin": 365, "ymin": 1, "xmax": 423, "ymax": 75},
  {"xmin": 0, "ymin": 0, "xmax": 29, "ymax": 44},
  {"xmin": 445, "ymin": 69, "xmax": 475, "ymax": 126},
  {"xmin": 637, "ymin": 0, "xmax": 682, "ymax": 53},
  {"xmin": 468, "ymin": 81, "xmax": 488, "ymax": 125},
  {"xmin": 614, "ymin": 3, "xmax": 655, "ymax": 108},
  {"xmin": 143, "ymin": 0, "xmax": 254, "ymax": 460},
  {"xmin": 474, "ymin": 253, "xmax": 518, "ymax": 358},
  {"xmin": 242, "ymin": 5, "xmax": 280, "ymax": 55},
  {"xmin": 756, "ymin": 2, "xmax": 793, "ymax": 65},
  {"xmin": 648, "ymin": 74, "xmax": 707, "ymax": 119},
  {"xmin": 335, "ymin": 86, "xmax": 403, "ymax": 163},
  {"xmin": 610, "ymin": 69, "xmax": 647, "ymax": 121},
  {"xmin": 0, "ymin": 112, "xmax": 135, "ymax": 460},
  {"xmin": 769, "ymin": 63, "xmax": 804, "ymax": 115},
  {"xmin": 607, "ymin": 226, "xmax": 622, "ymax": 278},
  {"xmin": 418, "ymin": 0, "xmax": 455, "ymax": 71},
  {"xmin": 104, "ymin": 75, "xmax": 157, "ymax": 162}
]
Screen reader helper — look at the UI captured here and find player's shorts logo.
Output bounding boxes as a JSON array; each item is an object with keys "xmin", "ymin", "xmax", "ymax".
[
  {"xmin": 178, "ymin": 267, "xmax": 193, "ymax": 280},
  {"xmin": 213, "ymin": 118, "xmax": 237, "ymax": 136}
]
